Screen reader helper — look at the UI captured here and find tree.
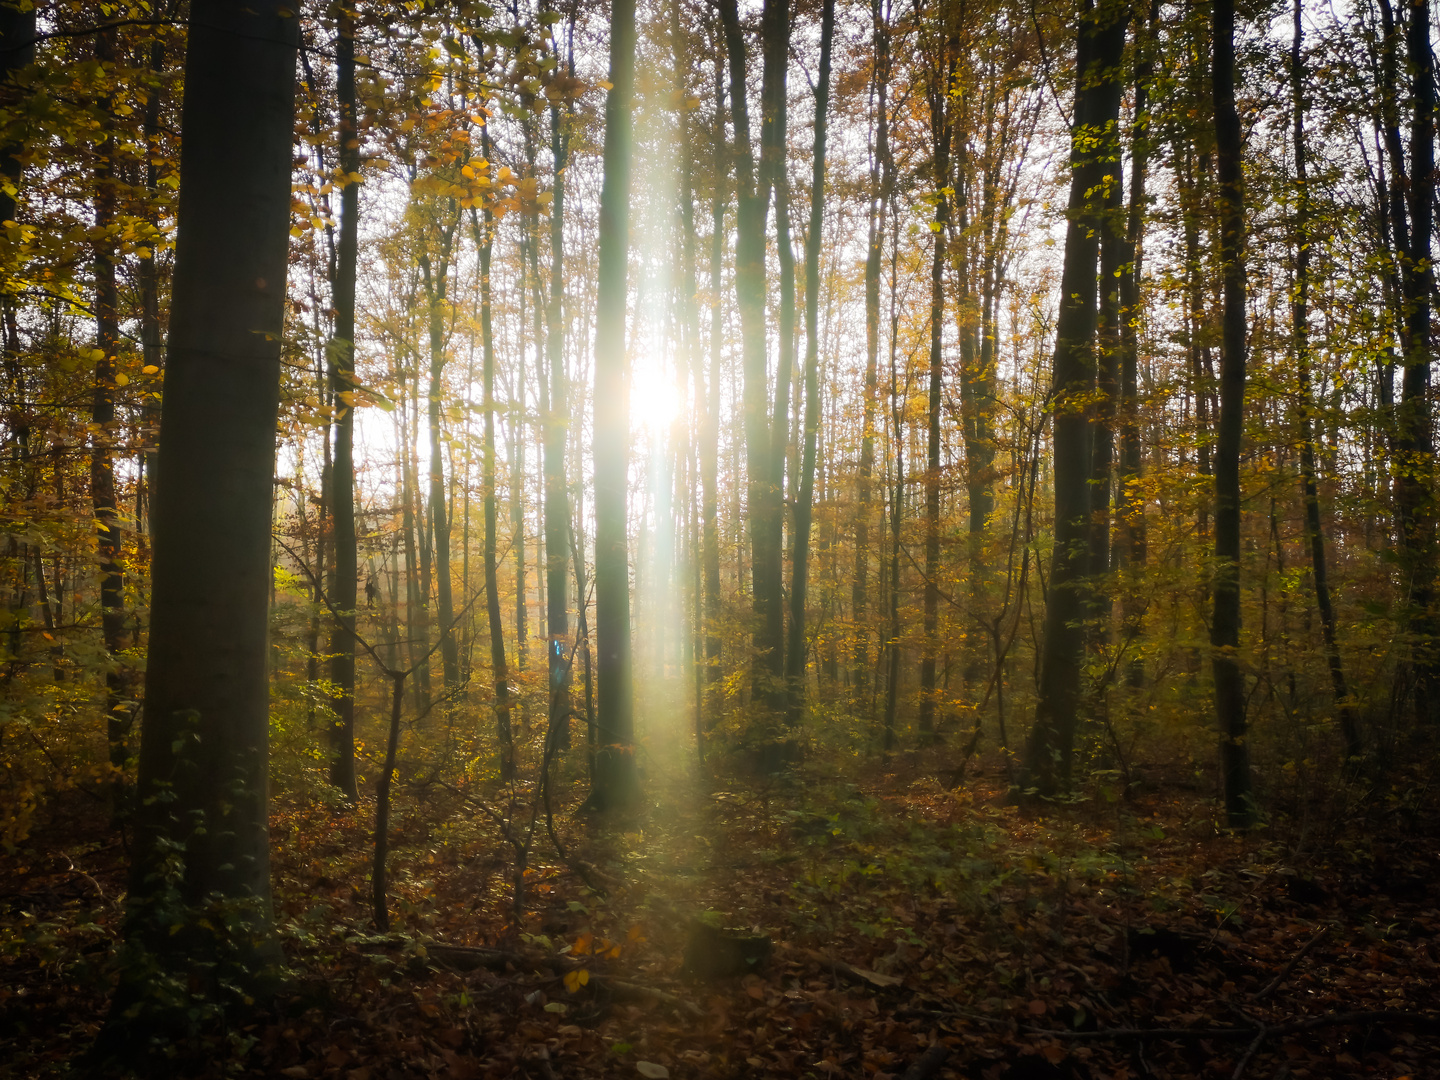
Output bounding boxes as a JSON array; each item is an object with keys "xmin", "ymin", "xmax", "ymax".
[
  {"xmin": 785, "ymin": 0, "xmax": 835, "ymax": 724},
  {"xmin": 118, "ymin": 0, "xmax": 299, "ymax": 999},
  {"xmin": 1211, "ymin": 0, "xmax": 1253, "ymax": 829},
  {"xmin": 1021, "ymin": 0, "xmax": 1126, "ymax": 795},
  {"xmin": 328, "ymin": 3, "xmax": 361, "ymax": 802},
  {"xmin": 919, "ymin": 26, "xmax": 955, "ymax": 741},
  {"xmin": 589, "ymin": 0, "xmax": 640, "ymax": 811}
]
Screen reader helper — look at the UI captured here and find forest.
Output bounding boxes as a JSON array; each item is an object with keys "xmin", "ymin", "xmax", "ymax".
[{"xmin": 1, "ymin": 0, "xmax": 1439, "ymax": 1075}]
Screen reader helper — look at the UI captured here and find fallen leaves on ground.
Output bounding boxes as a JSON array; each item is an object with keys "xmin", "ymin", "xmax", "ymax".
[{"xmin": 2, "ymin": 752, "xmax": 1437, "ymax": 1079}]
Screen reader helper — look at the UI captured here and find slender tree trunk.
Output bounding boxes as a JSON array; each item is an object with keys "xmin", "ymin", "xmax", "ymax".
[
  {"xmin": 91, "ymin": 28, "xmax": 134, "ymax": 794},
  {"xmin": 123, "ymin": 0, "xmax": 298, "ymax": 963},
  {"xmin": 589, "ymin": 0, "xmax": 639, "ymax": 810},
  {"xmin": 1396, "ymin": 0, "xmax": 1437, "ymax": 721},
  {"xmin": 785, "ymin": 0, "xmax": 834, "ymax": 725},
  {"xmin": 1289, "ymin": 0, "xmax": 1359, "ymax": 759},
  {"xmin": 512, "ymin": 278, "xmax": 528, "ymax": 675},
  {"xmin": 474, "ymin": 136, "xmax": 513, "ymax": 780},
  {"xmin": 1212, "ymin": 0, "xmax": 1254, "ymax": 828},
  {"xmin": 852, "ymin": 0, "xmax": 890, "ymax": 703},
  {"xmin": 701, "ymin": 46, "xmax": 725, "ymax": 695},
  {"xmin": 1116, "ymin": 0, "xmax": 1156, "ymax": 687},
  {"xmin": 919, "ymin": 43, "xmax": 954, "ymax": 741},
  {"xmin": 1021, "ymin": 0, "xmax": 1124, "ymax": 795},
  {"xmin": 136, "ymin": 28, "xmax": 166, "ymax": 530},
  {"xmin": 544, "ymin": 36, "xmax": 572, "ymax": 751},
  {"xmin": 420, "ymin": 221, "xmax": 461, "ymax": 689},
  {"xmin": 328, "ymin": 10, "xmax": 360, "ymax": 800},
  {"xmin": 883, "ymin": 287, "xmax": 903, "ymax": 753}
]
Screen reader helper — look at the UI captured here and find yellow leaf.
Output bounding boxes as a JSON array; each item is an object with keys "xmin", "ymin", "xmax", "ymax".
[
  {"xmin": 563, "ymin": 967, "xmax": 589, "ymax": 993},
  {"xmin": 113, "ymin": 372, "xmax": 129, "ymax": 386},
  {"xmin": 142, "ymin": 365, "xmax": 160, "ymax": 375},
  {"xmin": 597, "ymin": 79, "xmax": 613, "ymax": 91}
]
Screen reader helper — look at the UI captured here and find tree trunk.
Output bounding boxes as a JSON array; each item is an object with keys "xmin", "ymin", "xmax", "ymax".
[
  {"xmin": 919, "ymin": 42, "xmax": 954, "ymax": 741},
  {"xmin": 1116, "ymin": 0, "xmax": 1156, "ymax": 688},
  {"xmin": 701, "ymin": 43, "xmax": 725, "ymax": 698},
  {"xmin": 473, "ymin": 145, "xmax": 513, "ymax": 777},
  {"xmin": 1288, "ymin": 0, "xmax": 1359, "ymax": 759},
  {"xmin": 123, "ymin": 0, "xmax": 298, "ymax": 963},
  {"xmin": 1396, "ymin": 0, "xmax": 1437, "ymax": 722},
  {"xmin": 1021, "ymin": 0, "xmax": 1124, "ymax": 795},
  {"xmin": 328, "ymin": 10, "xmax": 360, "ymax": 800},
  {"xmin": 90, "ymin": 27, "xmax": 134, "ymax": 797},
  {"xmin": 544, "ymin": 28, "xmax": 573, "ymax": 752},
  {"xmin": 1211, "ymin": 0, "xmax": 1254, "ymax": 829},
  {"xmin": 588, "ymin": 0, "xmax": 639, "ymax": 811},
  {"xmin": 419, "ymin": 219, "xmax": 461, "ymax": 689},
  {"xmin": 852, "ymin": 0, "xmax": 891, "ymax": 703},
  {"xmin": 719, "ymin": 0, "xmax": 787, "ymax": 708},
  {"xmin": 785, "ymin": 0, "xmax": 834, "ymax": 725}
]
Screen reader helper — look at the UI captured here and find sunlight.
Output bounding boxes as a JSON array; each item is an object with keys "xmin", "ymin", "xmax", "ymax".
[{"xmin": 628, "ymin": 345, "xmax": 681, "ymax": 437}]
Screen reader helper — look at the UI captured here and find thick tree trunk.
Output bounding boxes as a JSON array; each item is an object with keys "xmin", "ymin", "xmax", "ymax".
[
  {"xmin": 124, "ymin": 0, "xmax": 298, "ymax": 957},
  {"xmin": 785, "ymin": 0, "xmax": 834, "ymax": 725},
  {"xmin": 719, "ymin": 0, "xmax": 788, "ymax": 708},
  {"xmin": 1021, "ymin": 0, "xmax": 1124, "ymax": 795},
  {"xmin": 1211, "ymin": 0, "xmax": 1254, "ymax": 829},
  {"xmin": 328, "ymin": 11, "xmax": 360, "ymax": 800},
  {"xmin": 588, "ymin": 0, "xmax": 639, "ymax": 811}
]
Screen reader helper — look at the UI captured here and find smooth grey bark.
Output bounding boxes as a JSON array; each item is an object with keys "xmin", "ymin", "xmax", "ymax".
[{"xmin": 126, "ymin": 0, "xmax": 299, "ymax": 940}]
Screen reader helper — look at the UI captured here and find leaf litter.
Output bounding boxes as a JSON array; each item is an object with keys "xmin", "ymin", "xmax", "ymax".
[{"xmin": 1, "ymin": 753, "xmax": 1437, "ymax": 1079}]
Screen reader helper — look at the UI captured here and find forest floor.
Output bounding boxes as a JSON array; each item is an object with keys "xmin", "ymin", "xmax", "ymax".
[{"xmin": 2, "ymin": 732, "xmax": 1438, "ymax": 1079}]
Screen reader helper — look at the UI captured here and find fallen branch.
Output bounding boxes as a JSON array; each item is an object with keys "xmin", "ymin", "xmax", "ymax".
[
  {"xmin": 802, "ymin": 948, "xmax": 904, "ymax": 990},
  {"xmin": 1251, "ymin": 924, "xmax": 1327, "ymax": 1002},
  {"xmin": 598, "ymin": 977, "xmax": 704, "ymax": 1018},
  {"xmin": 1022, "ymin": 1009, "xmax": 1439, "ymax": 1042}
]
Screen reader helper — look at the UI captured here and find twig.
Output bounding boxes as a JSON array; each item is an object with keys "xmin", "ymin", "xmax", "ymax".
[
  {"xmin": 1231, "ymin": 1025, "xmax": 1267, "ymax": 1080},
  {"xmin": 1252, "ymin": 924, "xmax": 1328, "ymax": 1002}
]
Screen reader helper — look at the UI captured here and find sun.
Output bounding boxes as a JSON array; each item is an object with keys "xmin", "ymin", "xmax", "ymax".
[{"xmin": 628, "ymin": 349, "xmax": 681, "ymax": 436}]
